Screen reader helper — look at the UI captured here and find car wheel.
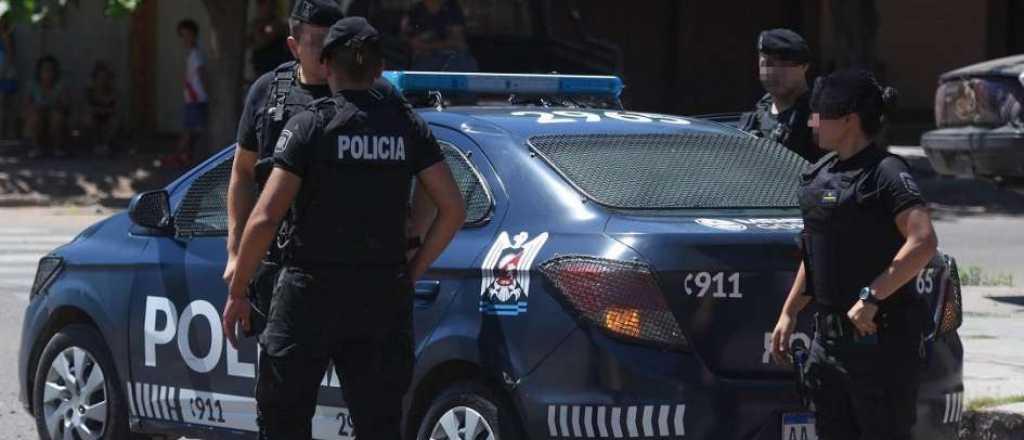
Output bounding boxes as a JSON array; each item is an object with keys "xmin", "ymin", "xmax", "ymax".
[
  {"xmin": 33, "ymin": 324, "xmax": 132, "ymax": 440},
  {"xmin": 416, "ymin": 382, "xmax": 522, "ymax": 440}
]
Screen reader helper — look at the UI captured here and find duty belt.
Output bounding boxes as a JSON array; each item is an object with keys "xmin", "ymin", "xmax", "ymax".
[
  {"xmin": 814, "ymin": 311, "xmax": 880, "ymax": 345},
  {"xmin": 814, "ymin": 312, "xmax": 853, "ymax": 340}
]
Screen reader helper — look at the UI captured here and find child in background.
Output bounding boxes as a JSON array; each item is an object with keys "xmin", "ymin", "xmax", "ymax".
[
  {"xmin": 24, "ymin": 55, "xmax": 70, "ymax": 159},
  {"xmin": 85, "ymin": 61, "xmax": 120, "ymax": 156}
]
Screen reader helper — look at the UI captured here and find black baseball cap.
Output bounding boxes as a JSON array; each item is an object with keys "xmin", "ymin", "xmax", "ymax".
[
  {"xmin": 810, "ymin": 69, "xmax": 886, "ymax": 118},
  {"xmin": 320, "ymin": 17, "xmax": 380, "ymax": 61},
  {"xmin": 290, "ymin": 0, "xmax": 344, "ymax": 27},
  {"xmin": 757, "ymin": 28, "xmax": 811, "ymax": 64}
]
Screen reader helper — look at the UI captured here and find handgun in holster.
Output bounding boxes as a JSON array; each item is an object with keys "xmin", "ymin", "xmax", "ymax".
[
  {"xmin": 244, "ymin": 261, "xmax": 280, "ymax": 338},
  {"xmin": 790, "ymin": 338, "xmax": 812, "ymax": 409}
]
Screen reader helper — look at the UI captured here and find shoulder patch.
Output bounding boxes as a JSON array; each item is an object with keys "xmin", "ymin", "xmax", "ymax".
[
  {"xmin": 899, "ymin": 172, "xmax": 921, "ymax": 196},
  {"xmin": 274, "ymin": 129, "xmax": 293, "ymax": 154}
]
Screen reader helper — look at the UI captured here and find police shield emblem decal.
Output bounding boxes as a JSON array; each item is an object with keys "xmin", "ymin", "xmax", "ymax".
[
  {"xmin": 274, "ymin": 129, "xmax": 293, "ymax": 154},
  {"xmin": 900, "ymin": 172, "xmax": 922, "ymax": 196},
  {"xmin": 480, "ymin": 231, "xmax": 549, "ymax": 316}
]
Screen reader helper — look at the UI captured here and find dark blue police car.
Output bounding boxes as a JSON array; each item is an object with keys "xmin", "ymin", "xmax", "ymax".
[{"xmin": 18, "ymin": 72, "xmax": 965, "ymax": 440}]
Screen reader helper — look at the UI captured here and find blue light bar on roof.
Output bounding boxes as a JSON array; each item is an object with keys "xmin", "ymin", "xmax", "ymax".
[{"xmin": 382, "ymin": 71, "xmax": 624, "ymax": 98}]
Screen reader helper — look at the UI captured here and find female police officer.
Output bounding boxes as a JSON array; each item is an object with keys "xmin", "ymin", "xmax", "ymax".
[{"xmin": 769, "ymin": 69, "xmax": 939, "ymax": 440}]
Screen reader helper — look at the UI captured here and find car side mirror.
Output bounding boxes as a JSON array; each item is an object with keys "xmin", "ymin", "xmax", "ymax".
[{"xmin": 129, "ymin": 190, "xmax": 173, "ymax": 230}]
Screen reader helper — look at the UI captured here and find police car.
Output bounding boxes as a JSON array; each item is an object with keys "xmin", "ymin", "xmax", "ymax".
[{"xmin": 17, "ymin": 72, "xmax": 965, "ymax": 440}]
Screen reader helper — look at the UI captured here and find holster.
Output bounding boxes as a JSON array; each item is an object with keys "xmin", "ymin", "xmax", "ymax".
[
  {"xmin": 790, "ymin": 338, "xmax": 812, "ymax": 408},
  {"xmin": 245, "ymin": 260, "xmax": 281, "ymax": 337}
]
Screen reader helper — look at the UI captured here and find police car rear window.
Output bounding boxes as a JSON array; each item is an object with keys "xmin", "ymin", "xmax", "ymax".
[{"xmin": 528, "ymin": 133, "xmax": 805, "ymax": 209}]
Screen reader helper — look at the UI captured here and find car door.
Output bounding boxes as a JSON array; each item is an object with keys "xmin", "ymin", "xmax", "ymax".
[
  {"xmin": 127, "ymin": 154, "xmax": 272, "ymax": 437},
  {"xmin": 130, "ymin": 152, "xmax": 361, "ymax": 439},
  {"xmin": 411, "ymin": 127, "xmax": 506, "ymax": 355}
]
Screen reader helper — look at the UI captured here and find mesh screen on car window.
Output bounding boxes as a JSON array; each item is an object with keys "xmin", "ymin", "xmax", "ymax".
[
  {"xmin": 175, "ymin": 157, "xmax": 233, "ymax": 237},
  {"xmin": 440, "ymin": 142, "xmax": 492, "ymax": 225},
  {"xmin": 529, "ymin": 133, "xmax": 806, "ymax": 209}
]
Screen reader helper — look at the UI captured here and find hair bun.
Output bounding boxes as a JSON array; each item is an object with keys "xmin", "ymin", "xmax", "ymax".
[{"xmin": 880, "ymin": 86, "xmax": 899, "ymax": 112}]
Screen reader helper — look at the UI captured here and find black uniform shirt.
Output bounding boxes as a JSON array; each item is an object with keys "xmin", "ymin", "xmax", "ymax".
[
  {"xmin": 741, "ymin": 93, "xmax": 827, "ymax": 163},
  {"xmin": 274, "ymin": 91, "xmax": 443, "ymax": 177},
  {"xmin": 272, "ymin": 89, "xmax": 444, "ymax": 265},
  {"xmin": 237, "ymin": 66, "xmax": 331, "ymax": 153},
  {"xmin": 798, "ymin": 146, "xmax": 925, "ymax": 310}
]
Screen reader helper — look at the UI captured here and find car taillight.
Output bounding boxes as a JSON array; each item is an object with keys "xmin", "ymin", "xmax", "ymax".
[
  {"xmin": 540, "ymin": 256, "xmax": 689, "ymax": 350},
  {"xmin": 30, "ymin": 256, "xmax": 64, "ymax": 299}
]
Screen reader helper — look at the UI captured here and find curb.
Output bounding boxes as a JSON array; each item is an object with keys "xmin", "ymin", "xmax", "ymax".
[{"xmin": 961, "ymin": 410, "xmax": 1024, "ymax": 440}]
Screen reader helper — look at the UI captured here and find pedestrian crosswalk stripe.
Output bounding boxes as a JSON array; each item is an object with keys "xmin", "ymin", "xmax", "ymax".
[
  {"xmin": 0, "ymin": 244, "xmax": 64, "ymax": 252},
  {"xmin": 0, "ymin": 235, "xmax": 72, "ymax": 244},
  {"xmin": 0, "ymin": 254, "xmax": 47, "ymax": 264},
  {"xmin": 0, "ymin": 227, "xmax": 52, "ymax": 235}
]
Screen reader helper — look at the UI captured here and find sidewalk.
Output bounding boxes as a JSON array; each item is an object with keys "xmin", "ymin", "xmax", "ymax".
[
  {"xmin": 960, "ymin": 286, "xmax": 1024, "ymax": 440},
  {"xmin": 961, "ymin": 286, "xmax": 1024, "ymax": 403},
  {"xmin": 0, "ymin": 139, "xmax": 193, "ymax": 208}
]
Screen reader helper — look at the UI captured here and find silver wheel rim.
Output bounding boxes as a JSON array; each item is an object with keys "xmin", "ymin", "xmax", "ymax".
[
  {"xmin": 42, "ymin": 346, "xmax": 107, "ymax": 440},
  {"xmin": 430, "ymin": 406, "xmax": 495, "ymax": 440}
]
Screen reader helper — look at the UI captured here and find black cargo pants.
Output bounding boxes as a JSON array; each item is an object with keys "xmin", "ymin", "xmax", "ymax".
[
  {"xmin": 255, "ymin": 265, "xmax": 415, "ymax": 440},
  {"xmin": 803, "ymin": 305, "xmax": 926, "ymax": 440}
]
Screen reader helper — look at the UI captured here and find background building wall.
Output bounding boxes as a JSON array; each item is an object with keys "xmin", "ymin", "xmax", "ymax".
[
  {"xmin": 12, "ymin": 2, "xmax": 131, "ymax": 132},
  {"xmin": 5, "ymin": 0, "xmax": 1021, "ymax": 143}
]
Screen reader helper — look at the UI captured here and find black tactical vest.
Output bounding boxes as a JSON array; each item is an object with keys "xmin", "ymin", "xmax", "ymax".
[
  {"xmin": 798, "ymin": 147, "xmax": 914, "ymax": 311},
  {"xmin": 740, "ymin": 93, "xmax": 825, "ymax": 163},
  {"xmin": 285, "ymin": 93, "xmax": 420, "ymax": 266},
  {"xmin": 254, "ymin": 62, "xmax": 315, "ymax": 187}
]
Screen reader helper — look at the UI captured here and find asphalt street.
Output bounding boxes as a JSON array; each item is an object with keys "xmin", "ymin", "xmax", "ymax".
[
  {"xmin": 0, "ymin": 205, "xmax": 1021, "ymax": 438},
  {"xmin": 0, "ymin": 208, "xmax": 108, "ymax": 439}
]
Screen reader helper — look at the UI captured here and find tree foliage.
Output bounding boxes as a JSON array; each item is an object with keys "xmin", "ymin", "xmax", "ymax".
[{"xmin": 0, "ymin": 0, "xmax": 143, "ymax": 22}]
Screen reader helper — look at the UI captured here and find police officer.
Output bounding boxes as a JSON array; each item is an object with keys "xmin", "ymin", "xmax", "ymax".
[
  {"xmin": 223, "ymin": 16, "xmax": 465, "ymax": 439},
  {"xmin": 769, "ymin": 69, "xmax": 939, "ymax": 440},
  {"xmin": 740, "ymin": 28, "xmax": 827, "ymax": 163},
  {"xmin": 224, "ymin": 0, "xmax": 416, "ymax": 334}
]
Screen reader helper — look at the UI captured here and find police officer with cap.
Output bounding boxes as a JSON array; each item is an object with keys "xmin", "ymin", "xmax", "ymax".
[
  {"xmin": 769, "ymin": 69, "xmax": 939, "ymax": 440},
  {"xmin": 224, "ymin": 15, "xmax": 465, "ymax": 439},
  {"xmin": 740, "ymin": 28, "xmax": 827, "ymax": 163},
  {"xmin": 224, "ymin": 0, "xmax": 419, "ymax": 339}
]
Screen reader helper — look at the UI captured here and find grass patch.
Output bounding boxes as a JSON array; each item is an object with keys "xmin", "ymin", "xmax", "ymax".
[
  {"xmin": 959, "ymin": 265, "xmax": 1015, "ymax": 287},
  {"xmin": 967, "ymin": 395, "xmax": 1024, "ymax": 412}
]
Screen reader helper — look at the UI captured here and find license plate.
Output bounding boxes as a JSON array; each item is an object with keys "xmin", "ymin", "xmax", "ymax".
[{"xmin": 782, "ymin": 413, "xmax": 817, "ymax": 440}]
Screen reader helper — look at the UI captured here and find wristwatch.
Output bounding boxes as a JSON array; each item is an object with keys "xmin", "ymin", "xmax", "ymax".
[{"xmin": 858, "ymin": 287, "xmax": 881, "ymax": 305}]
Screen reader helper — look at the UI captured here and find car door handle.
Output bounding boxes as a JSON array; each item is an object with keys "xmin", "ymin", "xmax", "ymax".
[{"xmin": 414, "ymin": 280, "xmax": 441, "ymax": 302}]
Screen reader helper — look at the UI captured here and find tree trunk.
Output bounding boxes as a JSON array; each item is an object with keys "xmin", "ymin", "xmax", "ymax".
[
  {"xmin": 201, "ymin": 0, "xmax": 248, "ymax": 156},
  {"xmin": 829, "ymin": 0, "xmax": 880, "ymax": 70}
]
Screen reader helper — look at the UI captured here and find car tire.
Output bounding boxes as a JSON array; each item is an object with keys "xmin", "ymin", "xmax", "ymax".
[
  {"xmin": 416, "ymin": 382, "xmax": 523, "ymax": 440},
  {"xmin": 33, "ymin": 324, "xmax": 133, "ymax": 440}
]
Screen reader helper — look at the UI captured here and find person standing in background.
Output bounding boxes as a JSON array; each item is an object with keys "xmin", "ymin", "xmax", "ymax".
[
  {"xmin": 401, "ymin": 0, "xmax": 478, "ymax": 72},
  {"xmin": 166, "ymin": 19, "xmax": 208, "ymax": 168},
  {"xmin": 84, "ymin": 61, "xmax": 120, "ymax": 157},
  {"xmin": 0, "ymin": 16, "xmax": 18, "ymax": 141},
  {"xmin": 249, "ymin": 0, "xmax": 291, "ymax": 78},
  {"xmin": 23, "ymin": 55, "xmax": 70, "ymax": 159},
  {"xmin": 740, "ymin": 28, "xmax": 826, "ymax": 163}
]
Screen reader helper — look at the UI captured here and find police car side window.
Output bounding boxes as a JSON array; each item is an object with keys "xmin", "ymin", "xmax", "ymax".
[
  {"xmin": 174, "ymin": 157, "xmax": 234, "ymax": 237},
  {"xmin": 438, "ymin": 142, "xmax": 493, "ymax": 226}
]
